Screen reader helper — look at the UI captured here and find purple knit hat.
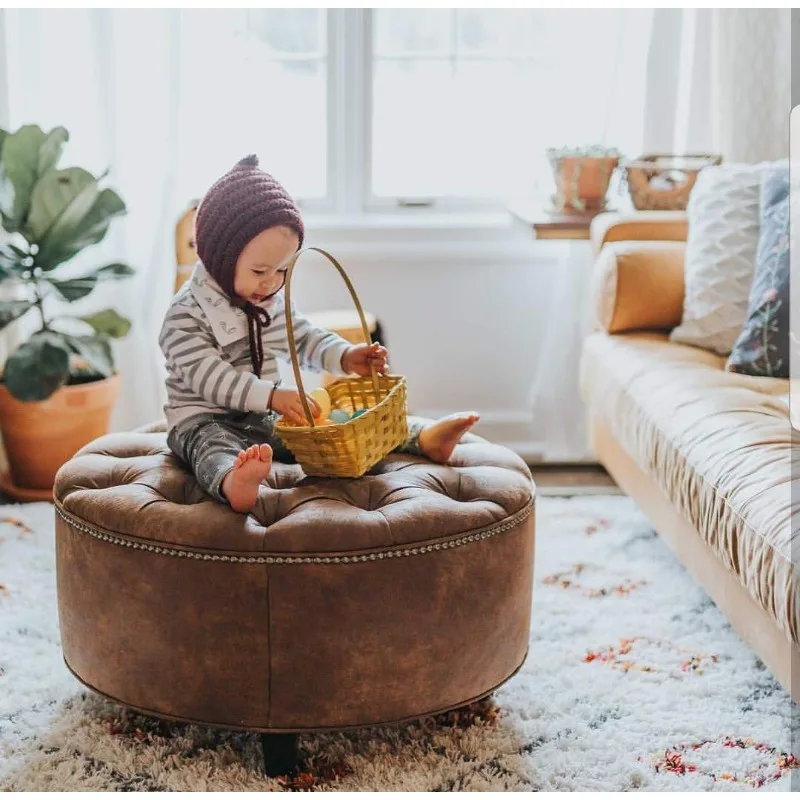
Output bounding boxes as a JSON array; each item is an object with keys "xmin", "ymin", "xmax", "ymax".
[
  {"xmin": 195, "ymin": 155, "xmax": 304, "ymax": 378},
  {"xmin": 195, "ymin": 154, "xmax": 304, "ymax": 301}
]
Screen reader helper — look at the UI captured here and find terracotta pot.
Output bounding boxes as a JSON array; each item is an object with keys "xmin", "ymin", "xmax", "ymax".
[
  {"xmin": 0, "ymin": 373, "xmax": 121, "ymax": 492},
  {"xmin": 552, "ymin": 156, "xmax": 619, "ymax": 211}
]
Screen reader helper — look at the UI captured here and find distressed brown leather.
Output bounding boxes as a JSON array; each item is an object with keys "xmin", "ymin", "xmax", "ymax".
[{"xmin": 54, "ymin": 425, "xmax": 535, "ymax": 732}]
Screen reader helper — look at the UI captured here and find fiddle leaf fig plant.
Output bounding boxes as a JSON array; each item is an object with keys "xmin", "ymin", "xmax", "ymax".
[{"xmin": 0, "ymin": 124, "xmax": 133, "ymax": 401}]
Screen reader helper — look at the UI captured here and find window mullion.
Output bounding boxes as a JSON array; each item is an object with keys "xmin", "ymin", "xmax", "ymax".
[
  {"xmin": 342, "ymin": 8, "xmax": 368, "ymax": 215},
  {"xmin": 328, "ymin": 9, "xmax": 368, "ymax": 215},
  {"xmin": 357, "ymin": 9, "xmax": 373, "ymax": 214},
  {"xmin": 327, "ymin": 9, "xmax": 345, "ymax": 213}
]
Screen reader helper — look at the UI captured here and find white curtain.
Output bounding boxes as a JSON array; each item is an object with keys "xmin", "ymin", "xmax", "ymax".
[
  {"xmin": 1, "ymin": 9, "xmax": 183, "ymax": 430},
  {"xmin": 526, "ymin": 10, "xmax": 654, "ymax": 462},
  {"xmin": 712, "ymin": 9, "xmax": 791, "ymax": 163},
  {"xmin": 644, "ymin": 8, "xmax": 790, "ymax": 162},
  {"xmin": 526, "ymin": 239, "xmax": 597, "ymax": 463}
]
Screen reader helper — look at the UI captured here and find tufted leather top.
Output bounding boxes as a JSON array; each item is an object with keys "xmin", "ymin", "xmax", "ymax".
[{"xmin": 54, "ymin": 423, "xmax": 534, "ymax": 555}]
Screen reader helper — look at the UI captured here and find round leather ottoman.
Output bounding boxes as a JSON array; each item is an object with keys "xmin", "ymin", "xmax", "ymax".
[{"xmin": 53, "ymin": 421, "xmax": 535, "ymax": 774}]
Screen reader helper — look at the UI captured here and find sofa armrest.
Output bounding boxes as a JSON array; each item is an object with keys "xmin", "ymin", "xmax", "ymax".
[
  {"xmin": 592, "ymin": 241, "xmax": 686, "ymax": 334},
  {"xmin": 591, "ymin": 211, "xmax": 688, "ymax": 255}
]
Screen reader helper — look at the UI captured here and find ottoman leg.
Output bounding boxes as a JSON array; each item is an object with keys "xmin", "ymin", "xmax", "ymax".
[{"xmin": 261, "ymin": 733, "xmax": 300, "ymax": 777}]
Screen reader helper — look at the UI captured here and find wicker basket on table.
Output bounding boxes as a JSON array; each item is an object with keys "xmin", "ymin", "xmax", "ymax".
[
  {"xmin": 622, "ymin": 153, "xmax": 722, "ymax": 211},
  {"xmin": 275, "ymin": 247, "xmax": 408, "ymax": 478}
]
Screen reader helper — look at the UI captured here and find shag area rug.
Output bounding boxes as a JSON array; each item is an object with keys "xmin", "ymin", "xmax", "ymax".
[{"xmin": 0, "ymin": 497, "xmax": 796, "ymax": 791}]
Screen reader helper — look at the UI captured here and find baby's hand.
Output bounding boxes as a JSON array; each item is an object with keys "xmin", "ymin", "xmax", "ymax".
[
  {"xmin": 271, "ymin": 387, "xmax": 320, "ymax": 426},
  {"xmin": 342, "ymin": 342, "xmax": 389, "ymax": 377}
]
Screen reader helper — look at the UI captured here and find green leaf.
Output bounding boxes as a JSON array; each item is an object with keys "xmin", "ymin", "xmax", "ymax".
[
  {"xmin": 0, "ymin": 126, "xmax": 69, "ymax": 234},
  {"xmin": 7, "ymin": 242, "xmax": 29, "ymax": 259},
  {"xmin": 47, "ymin": 276, "xmax": 98, "ymax": 302},
  {"xmin": 0, "ymin": 125, "xmax": 47, "ymax": 231},
  {"xmin": 0, "ymin": 161, "xmax": 19, "ymax": 233},
  {"xmin": 3, "ymin": 331, "xmax": 71, "ymax": 401},
  {"xmin": 59, "ymin": 332, "xmax": 114, "ymax": 378},
  {"xmin": 36, "ymin": 127, "xmax": 69, "ymax": 176},
  {"xmin": 78, "ymin": 188, "xmax": 127, "ymax": 238},
  {"xmin": 0, "ymin": 299, "xmax": 35, "ymax": 330},
  {"xmin": 95, "ymin": 262, "xmax": 134, "ymax": 279},
  {"xmin": 45, "ymin": 262, "xmax": 134, "ymax": 302},
  {"xmin": 26, "ymin": 166, "xmax": 97, "ymax": 245},
  {"xmin": 79, "ymin": 308, "xmax": 131, "ymax": 338},
  {"xmin": 34, "ymin": 187, "xmax": 126, "ymax": 271},
  {"xmin": 0, "ymin": 244, "xmax": 26, "ymax": 276}
]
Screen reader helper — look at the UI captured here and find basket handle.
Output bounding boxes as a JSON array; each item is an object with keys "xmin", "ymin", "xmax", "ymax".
[{"xmin": 283, "ymin": 246, "xmax": 381, "ymax": 428}]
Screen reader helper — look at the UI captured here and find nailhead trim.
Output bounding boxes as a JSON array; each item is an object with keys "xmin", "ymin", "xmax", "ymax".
[{"xmin": 54, "ymin": 502, "xmax": 533, "ymax": 565}]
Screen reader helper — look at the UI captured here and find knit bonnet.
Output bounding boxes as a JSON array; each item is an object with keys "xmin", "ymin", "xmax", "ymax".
[{"xmin": 194, "ymin": 155, "xmax": 304, "ymax": 377}]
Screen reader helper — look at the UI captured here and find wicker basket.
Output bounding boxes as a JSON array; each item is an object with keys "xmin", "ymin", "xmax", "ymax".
[
  {"xmin": 622, "ymin": 153, "xmax": 722, "ymax": 211},
  {"xmin": 274, "ymin": 247, "xmax": 408, "ymax": 478}
]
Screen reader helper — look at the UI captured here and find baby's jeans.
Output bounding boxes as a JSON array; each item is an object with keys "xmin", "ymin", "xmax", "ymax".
[{"xmin": 167, "ymin": 410, "xmax": 426, "ymax": 503}]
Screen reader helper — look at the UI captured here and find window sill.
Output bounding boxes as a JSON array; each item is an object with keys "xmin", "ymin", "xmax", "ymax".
[
  {"xmin": 302, "ymin": 210, "xmax": 585, "ymax": 266},
  {"xmin": 305, "ymin": 210, "xmax": 511, "ymax": 236}
]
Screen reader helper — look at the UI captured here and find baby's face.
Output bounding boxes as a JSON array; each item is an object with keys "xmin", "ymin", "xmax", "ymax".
[{"xmin": 234, "ymin": 225, "xmax": 300, "ymax": 304}]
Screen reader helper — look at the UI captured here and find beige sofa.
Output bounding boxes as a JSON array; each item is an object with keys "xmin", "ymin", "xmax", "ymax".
[{"xmin": 580, "ymin": 212, "xmax": 798, "ymax": 700}]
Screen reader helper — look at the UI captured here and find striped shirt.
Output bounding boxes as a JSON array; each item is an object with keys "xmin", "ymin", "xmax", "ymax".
[{"xmin": 159, "ymin": 261, "xmax": 351, "ymax": 430}]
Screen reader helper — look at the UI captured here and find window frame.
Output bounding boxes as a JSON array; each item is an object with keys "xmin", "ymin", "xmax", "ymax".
[{"xmin": 300, "ymin": 9, "xmax": 512, "ymax": 218}]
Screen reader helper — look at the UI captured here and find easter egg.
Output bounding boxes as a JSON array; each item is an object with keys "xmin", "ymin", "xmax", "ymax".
[
  {"xmin": 351, "ymin": 408, "xmax": 368, "ymax": 419},
  {"xmin": 309, "ymin": 387, "xmax": 331, "ymax": 420},
  {"xmin": 329, "ymin": 409, "xmax": 351, "ymax": 424}
]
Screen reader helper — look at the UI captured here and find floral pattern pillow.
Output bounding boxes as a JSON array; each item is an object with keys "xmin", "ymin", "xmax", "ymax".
[{"xmin": 726, "ymin": 166, "xmax": 789, "ymax": 378}]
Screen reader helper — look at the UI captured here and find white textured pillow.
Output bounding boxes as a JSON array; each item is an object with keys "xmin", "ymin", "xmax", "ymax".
[{"xmin": 670, "ymin": 164, "xmax": 763, "ymax": 354}]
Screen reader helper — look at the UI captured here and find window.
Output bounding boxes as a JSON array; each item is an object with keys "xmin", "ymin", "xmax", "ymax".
[
  {"xmin": 4, "ymin": 9, "xmax": 652, "ymax": 217},
  {"xmin": 179, "ymin": 10, "xmax": 328, "ymax": 202},
  {"xmin": 179, "ymin": 9, "xmax": 652, "ymax": 215},
  {"xmin": 369, "ymin": 10, "xmax": 650, "ymax": 208}
]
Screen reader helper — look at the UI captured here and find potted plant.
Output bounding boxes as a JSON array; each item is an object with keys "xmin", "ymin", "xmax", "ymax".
[
  {"xmin": 0, "ymin": 124, "xmax": 133, "ymax": 500},
  {"xmin": 546, "ymin": 145, "xmax": 621, "ymax": 213}
]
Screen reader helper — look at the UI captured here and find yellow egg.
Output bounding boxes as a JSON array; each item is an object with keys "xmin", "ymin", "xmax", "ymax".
[{"xmin": 309, "ymin": 387, "xmax": 331, "ymax": 421}]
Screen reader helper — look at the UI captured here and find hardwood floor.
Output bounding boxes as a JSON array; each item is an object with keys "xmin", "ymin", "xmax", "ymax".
[{"xmin": 527, "ymin": 464, "xmax": 622, "ymax": 496}]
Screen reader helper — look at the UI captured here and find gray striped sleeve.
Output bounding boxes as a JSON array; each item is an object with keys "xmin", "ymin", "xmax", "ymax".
[
  {"xmin": 159, "ymin": 303, "xmax": 274, "ymax": 412},
  {"xmin": 269, "ymin": 298, "xmax": 351, "ymax": 376}
]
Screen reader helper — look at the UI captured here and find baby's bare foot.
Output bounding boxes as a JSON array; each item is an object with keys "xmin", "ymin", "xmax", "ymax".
[
  {"xmin": 418, "ymin": 412, "xmax": 480, "ymax": 464},
  {"xmin": 221, "ymin": 444, "xmax": 273, "ymax": 513}
]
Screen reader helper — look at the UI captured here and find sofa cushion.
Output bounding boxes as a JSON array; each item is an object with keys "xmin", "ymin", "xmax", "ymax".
[
  {"xmin": 581, "ymin": 331, "xmax": 797, "ymax": 644},
  {"xmin": 727, "ymin": 165, "xmax": 790, "ymax": 378},
  {"xmin": 591, "ymin": 241, "xmax": 685, "ymax": 334},
  {"xmin": 670, "ymin": 164, "xmax": 763, "ymax": 355}
]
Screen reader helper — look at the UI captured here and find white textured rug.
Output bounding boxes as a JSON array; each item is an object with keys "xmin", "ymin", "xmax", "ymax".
[{"xmin": 0, "ymin": 497, "xmax": 796, "ymax": 791}]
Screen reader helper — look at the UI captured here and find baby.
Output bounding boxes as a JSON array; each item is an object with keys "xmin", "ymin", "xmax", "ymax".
[{"xmin": 160, "ymin": 155, "xmax": 479, "ymax": 513}]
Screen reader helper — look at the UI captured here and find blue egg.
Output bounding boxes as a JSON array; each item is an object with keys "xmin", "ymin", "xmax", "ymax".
[
  {"xmin": 351, "ymin": 408, "xmax": 368, "ymax": 419},
  {"xmin": 329, "ymin": 409, "xmax": 351, "ymax": 424}
]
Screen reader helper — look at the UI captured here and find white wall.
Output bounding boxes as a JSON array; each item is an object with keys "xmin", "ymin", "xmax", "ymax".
[{"xmin": 289, "ymin": 217, "xmax": 594, "ymax": 462}]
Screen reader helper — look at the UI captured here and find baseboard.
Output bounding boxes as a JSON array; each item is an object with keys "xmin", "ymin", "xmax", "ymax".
[{"xmin": 413, "ymin": 408, "xmax": 602, "ymax": 464}]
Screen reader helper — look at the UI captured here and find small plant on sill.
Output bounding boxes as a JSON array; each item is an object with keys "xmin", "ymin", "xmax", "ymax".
[{"xmin": 546, "ymin": 144, "xmax": 622, "ymax": 213}]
